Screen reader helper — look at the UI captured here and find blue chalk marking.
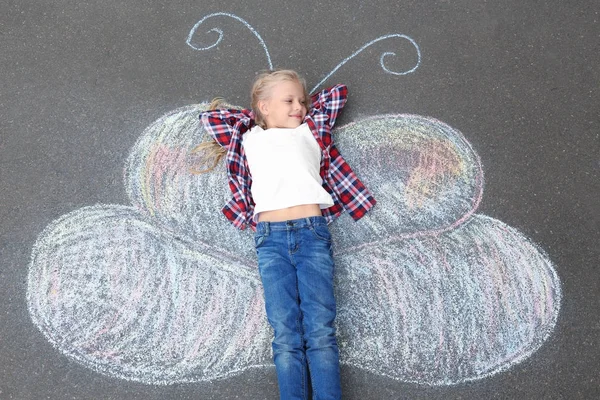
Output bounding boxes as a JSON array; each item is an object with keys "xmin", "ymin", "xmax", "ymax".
[
  {"xmin": 187, "ymin": 12, "xmax": 273, "ymax": 70},
  {"xmin": 310, "ymin": 34, "xmax": 422, "ymax": 94}
]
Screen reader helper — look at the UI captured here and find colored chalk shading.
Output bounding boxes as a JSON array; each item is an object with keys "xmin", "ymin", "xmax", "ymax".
[
  {"xmin": 331, "ymin": 114, "xmax": 483, "ymax": 251},
  {"xmin": 27, "ymin": 105, "xmax": 561, "ymax": 385},
  {"xmin": 124, "ymin": 106, "xmax": 483, "ymax": 256},
  {"xmin": 28, "ymin": 205, "xmax": 271, "ymax": 383},
  {"xmin": 335, "ymin": 214, "xmax": 560, "ymax": 385}
]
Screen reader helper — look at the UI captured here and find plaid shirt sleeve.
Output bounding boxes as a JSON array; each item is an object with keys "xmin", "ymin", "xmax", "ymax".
[
  {"xmin": 310, "ymin": 84, "xmax": 348, "ymax": 129},
  {"xmin": 309, "ymin": 84, "xmax": 377, "ymax": 222},
  {"xmin": 199, "ymin": 108, "xmax": 253, "ymax": 147},
  {"xmin": 199, "ymin": 108, "xmax": 256, "ymax": 230}
]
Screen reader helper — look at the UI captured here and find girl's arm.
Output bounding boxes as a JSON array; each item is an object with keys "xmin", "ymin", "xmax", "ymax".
[
  {"xmin": 310, "ymin": 84, "xmax": 348, "ymax": 128},
  {"xmin": 199, "ymin": 108, "xmax": 254, "ymax": 147}
]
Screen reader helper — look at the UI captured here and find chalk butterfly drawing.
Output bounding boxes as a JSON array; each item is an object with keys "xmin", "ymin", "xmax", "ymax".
[{"xmin": 28, "ymin": 13, "xmax": 561, "ymax": 385}]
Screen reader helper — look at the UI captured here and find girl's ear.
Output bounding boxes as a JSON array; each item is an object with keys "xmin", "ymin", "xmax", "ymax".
[{"xmin": 258, "ymin": 99, "xmax": 269, "ymax": 116}]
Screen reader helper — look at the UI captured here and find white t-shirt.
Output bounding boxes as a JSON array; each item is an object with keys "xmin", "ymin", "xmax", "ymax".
[{"xmin": 242, "ymin": 123, "xmax": 334, "ymax": 221}]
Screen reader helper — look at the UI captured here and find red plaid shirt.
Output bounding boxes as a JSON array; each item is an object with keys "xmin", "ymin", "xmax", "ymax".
[{"xmin": 199, "ymin": 84, "xmax": 376, "ymax": 230}]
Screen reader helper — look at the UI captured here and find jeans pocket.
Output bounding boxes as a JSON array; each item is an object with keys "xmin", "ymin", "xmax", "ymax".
[
  {"xmin": 310, "ymin": 223, "xmax": 332, "ymax": 242},
  {"xmin": 254, "ymin": 233, "xmax": 266, "ymax": 249}
]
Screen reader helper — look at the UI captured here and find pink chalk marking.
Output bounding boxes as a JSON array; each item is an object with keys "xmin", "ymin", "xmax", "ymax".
[
  {"xmin": 473, "ymin": 238, "xmax": 499, "ymax": 338},
  {"xmin": 82, "ymin": 309, "xmax": 121, "ymax": 349},
  {"xmin": 430, "ymin": 238, "xmax": 453, "ymax": 272},
  {"xmin": 186, "ymin": 282, "xmax": 227, "ymax": 360},
  {"xmin": 371, "ymin": 255, "xmax": 407, "ymax": 330},
  {"xmin": 487, "ymin": 231, "xmax": 521, "ymax": 327},
  {"xmin": 149, "ymin": 145, "xmax": 189, "ymax": 212},
  {"xmin": 168, "ymin": 263, "xmax": 197, "ymax": 353},
  {"xmin": 231, "ymin": 289, "xmax": 265, "ymax": 352},
  {"xmin": 107, "ymin": 231, "xmax": 133, "ymax": 297},
  {"xmin": 85, "ymin": 257, "xmax": 150, "ymax": 346},
  {"xmin": 407, "ymin": 242, "xmax": 428, "ymax": 268},
  {"xmin": 149, "ymin": 266, "xmax": 175, "ymax": 342},
  {"xmin": 522, "ymin": 244, "xmax": 544, "ymax": 319},
  {"xmin": 49, "ymin": 259, "xmax": 61, "ymax": 307},
  {"xmin": 97, "ymin": 349, "xmax": 119, "ymax": 359},
  {"xmin": 493, "ymin": 226, "xmax": 542, "ymax": 324}
]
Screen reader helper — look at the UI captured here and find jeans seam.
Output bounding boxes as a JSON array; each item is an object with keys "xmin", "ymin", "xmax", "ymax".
[{"xmin": 295, "ymin": 271, "xmax": 306, "ymax": 399}]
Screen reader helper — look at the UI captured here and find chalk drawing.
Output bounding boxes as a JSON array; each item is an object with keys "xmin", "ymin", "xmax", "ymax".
[
  {"xmin": 309, "ymin": 34, "xmax": 421, "ymax": 94},
  {"xmin": 27, "ymin": 13, "xmax": 561, "ymax": 386},
  {"xmin": 28, "ymin": 203, "xmax": 271, "ymax": 383},
  {"xmin": 185, "ymin": 14, "xmax": 421, "ymax": 94},
  {"xmin": 186, "ymin": 12, "xmax": 273, "ymax": 70}
]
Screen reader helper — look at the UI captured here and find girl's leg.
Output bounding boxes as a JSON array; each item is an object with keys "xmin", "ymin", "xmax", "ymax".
[
  {"xmin": 255, "ymin": 222, "xmax": 309, "ymax": 400},
  {"xmin": 296, "ymin": 217, "xmax": 342, "ymax": 400}
]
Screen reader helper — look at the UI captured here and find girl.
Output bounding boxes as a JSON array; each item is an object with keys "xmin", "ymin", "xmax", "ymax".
[{"xmin": 196, "ymin": 69, "xmax": 376, "ymax": 400}]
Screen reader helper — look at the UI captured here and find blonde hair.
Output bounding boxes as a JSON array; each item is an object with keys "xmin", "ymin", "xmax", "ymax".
[
  {"xmin": 189, "ymin": 97, "xmax": 228, "ymax": 174},
  {"xmin": 190, "ymin": 69, "xmax": 309, "ymax": 174}
]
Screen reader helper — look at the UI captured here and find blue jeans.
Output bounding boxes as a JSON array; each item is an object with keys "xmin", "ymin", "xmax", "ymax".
[{"xmin": 255, "ymin": 216, "xmax": 342, "ymax": 400}]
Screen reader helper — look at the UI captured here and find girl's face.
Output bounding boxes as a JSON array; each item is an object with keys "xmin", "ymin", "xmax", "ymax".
[{"xmin": 259, "ymin": 79, "xmax": 307, "ymax": 129}]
